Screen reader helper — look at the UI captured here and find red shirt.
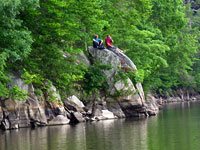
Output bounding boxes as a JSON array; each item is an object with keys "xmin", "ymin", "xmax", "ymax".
[{"xmin": 105, "ymin": 38, "xmax": 112, "ymax": 48}]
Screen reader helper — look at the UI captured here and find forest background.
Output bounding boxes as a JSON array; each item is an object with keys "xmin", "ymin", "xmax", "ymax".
[{"xmin": 0, "ymin": 0, "xmax": 200, "ymax": 99}]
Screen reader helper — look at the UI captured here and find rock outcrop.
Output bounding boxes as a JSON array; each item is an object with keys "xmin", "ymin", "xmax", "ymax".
[
  {"xmin": 76, "ymin": 52, "xmax": 91, "ymax": 67},
  {"xmin": 88, "ymin": 46, "xmax": 158, "ymax": 117},
  {"xmin": 0, "ymin": 47, "xmax": 159, "ymax": 130},
  {"xmin": 0, "ymin": 77, "xmax": 70, "ymax": 130}
]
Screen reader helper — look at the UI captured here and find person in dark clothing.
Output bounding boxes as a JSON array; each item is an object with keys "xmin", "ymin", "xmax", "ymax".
[{"xmin": 93, "ymin": 35, "xmax": 104, "ymax": 49}]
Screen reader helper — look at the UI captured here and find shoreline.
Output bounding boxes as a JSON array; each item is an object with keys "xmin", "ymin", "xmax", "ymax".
[
  {"xmin": 157, "ymin": 95, "xmax": 200, "ymax": 105},
  {"xmin": 1, "ymin": 95, "xmax": 200, "ymax": 131}
]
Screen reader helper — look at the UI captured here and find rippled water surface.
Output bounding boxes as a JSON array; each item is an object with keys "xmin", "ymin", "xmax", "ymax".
[{"xmin": 1, "ymin": 102, "xmax": 200, "ymax": 150}]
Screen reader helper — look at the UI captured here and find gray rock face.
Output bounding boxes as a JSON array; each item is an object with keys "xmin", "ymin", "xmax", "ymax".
[
  {"xmin": 1, "ymin": 99, "xmax": 20, "ymax": 129},
  {"xmin": 0, "ymin": 98, "xmax": 34, "ymax": 129},
  {"xmin": 71, "ymin": 112, "xmax": 85, "ymax": 123},
  {"xmin": 88, "ymin": 46, "xmax": 144, "ymax": 100},
  {"xmin": 102, "ymin": 110, "xmax": 115, "ymax": 119},
  {"xmin": 0, "ymin": 98, "xmax": 70, "ymax": 130},
  {"xmin": 76, "ymin": 52, "xmax": 91, "ymax": 67},
  {"xmin": 26, "ymin": 99, "xmax": 47, "ymax": 126},
  {"xmin": 48, "ymin": 115, "xmax": 70, "ymax": 125},
  {"xmin": 106, "ymin": 101, "xmax": 126, "ymax": 118},
  {"xmin": 145, "ymin": 94, "xmax": 159, "ymax": 115},
  {"xmin": 88, "ymin": 46, "xmax": 148, "ymax": 117},
  {"xmin": 67, "ymin": 95, "xmax": 85, "ymax": 108},
  {"xmin": 8, "ymin": 76, "xmax": 29, "ymax": 92},
  {"xmin": 63, "ymin": 95, "xmax": 85, "ymax": 113},
  {"xmin": 0, "ymin": 106, "xmax": 3, "ymax": 119},
  {"xmin": 108, "ymin": 47, "xmax": 137, "ymax": 70},
  {"xmin": 88, "ymin": 47, "xmax": 120, "ymax": 90},
  {"xmin": 119, "ymin": 100, "xmax": 145, "ymax": 117},
  {"xmin": 0, "ymin": 77, "xmax": 70, "ymax": 130}
]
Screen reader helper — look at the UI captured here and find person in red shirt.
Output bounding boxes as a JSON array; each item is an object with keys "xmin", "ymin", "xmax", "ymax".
[{"xmin": 105, "ymin": 35, "xmax": 125, "ymax": 53}]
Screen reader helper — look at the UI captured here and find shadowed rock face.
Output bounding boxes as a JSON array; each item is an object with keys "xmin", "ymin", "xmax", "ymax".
[
  {"xmin": 0, "ymin": 97, "xmax": 71, "ymax": 130},
  {"xmin": 0, "ymin": 77, "xmax": 70, "ymax": 130},
  {"xmin": 0, "ymin": 107, "xmax": 3, "ymax": 121}
]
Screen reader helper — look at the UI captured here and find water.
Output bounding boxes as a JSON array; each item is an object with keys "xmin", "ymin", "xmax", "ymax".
[{"xmin": 1, "ymin": 102, "xmax": 200, "ymax": 150}]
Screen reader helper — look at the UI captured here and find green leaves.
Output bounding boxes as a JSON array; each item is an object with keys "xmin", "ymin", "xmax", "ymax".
[
  {"xmin": 150, "ymin": 0, "xmax": 186, "ymax": 34},
  {"xmin": 83, "ymin": 63, "xmax": 111, "ymax": 94},
  {"xmin": 0, "ymin": 0, "xmax": 39, "ymax": 62},
  {"xmin": 0, "ymin": 0, "xmax": 199, "ymax": 99},
  {"xmin": 8, "ymin": 86, "xmax": 28, "ymax": 101}
]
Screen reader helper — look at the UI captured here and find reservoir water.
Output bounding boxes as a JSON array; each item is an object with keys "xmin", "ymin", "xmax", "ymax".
[{"xmin": 1, "ymin": 102, "xmax": 200, "ymax": 150}]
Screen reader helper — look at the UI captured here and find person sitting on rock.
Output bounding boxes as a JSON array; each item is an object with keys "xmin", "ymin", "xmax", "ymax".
[
  {"xmin": 105, "ymin": 34, "xmax": 126, "ymax": 53},
  {"xmin": 93, "ymin": 35, "xmax": 105, "ymax": 49}
]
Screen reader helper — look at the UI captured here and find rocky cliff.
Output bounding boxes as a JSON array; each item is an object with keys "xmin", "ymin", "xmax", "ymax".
[
  {"xmin": 0, "ymin": 47, "xmax": 159, "ymax": 130},
  {"xmin": 87, "ymin": 47, "xmax": 158, "ymax": 117}
]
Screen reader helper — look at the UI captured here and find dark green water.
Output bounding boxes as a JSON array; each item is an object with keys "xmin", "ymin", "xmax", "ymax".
[{"xmin": 1, "ymin": 102, "xmax": 200, "ymax": 150}]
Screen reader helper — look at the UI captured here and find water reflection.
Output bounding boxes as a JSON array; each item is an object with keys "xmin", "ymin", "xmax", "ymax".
[
  {"xmin": 1, "ymin": 102, "xmax": 200, "ymax": 150},
  {"xmin": 85, "ymin": 119, "xmax": 148, "ymax": 150},
  {"xmin": 0, "ymin": 118, "xmax": 148, "ymax": 150},
  {"xmin": 147, "ymin": 102, "xmax": 200, "ymax": 150}
]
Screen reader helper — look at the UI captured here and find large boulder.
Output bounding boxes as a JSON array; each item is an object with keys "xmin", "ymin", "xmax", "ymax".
[
  {"xmin": 70, "ymin": 112, "xmax": 85, "ymax": 123},
  {"xmin": 0, "ymin": 97, "xmax": 71, "ymax": 129},
  {"xmin": 108, "ymin": 47, "xmax": 137, "ymax": 70},
  {"xmin": 67, "ymin": 95, "xmax": 85, "ymax": 108},
  {"xmin": 88, "ymin": 46, "xmax": 144, "ymax": 100},
  {"xmin": 62, "ymin": 96, "xmax": 86, "ymax": 123},
  {"xmin": 1, "ymin": 98, "xmax": 31, "ymax": 129},
  {"xmin": 102, "ymin": 110, "xmax": 115, "ymax": 119},
  {"xmin": 88, "ymin": 47, "xmax": 120, "ymax": 91},
  {"xmin": 63, "ymin": 95, "xmax": 85, "ymax": 113},
  {"xmin": 88, "ymin": 46, "xmax": 148, "ymax": 117},
  {"xmin": 106, "ymin": 100, "xmax": 126, "ymax": 118},
  {"xmin": 145, "ymin": 94, "xmax": 159, "ymax": 115},
  {"xmin": 119, "ymin": 100, "xmax": 146, "ymax": 117},
  {"xmin": 48, "ymin": 115, "xmax": 70, "ymax": 125},
  {"xmin": 76, "ymin": 52, "xmax": 91, "ymax": 67},
  {"xmin": 26, "ymin": 99, "xmax": 48, "ymax": 126},
  {"xmin": 111, "ymin": 79, "xmax": 143, "ymax": 104},
  {"xmin": 0, "ymin": 76, "xmax": 71, "ymax": 130}
]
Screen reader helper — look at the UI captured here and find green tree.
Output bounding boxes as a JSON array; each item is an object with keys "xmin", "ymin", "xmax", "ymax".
[
  {"xmin": 18, "ymin": 0, "xmax": 109, "ymax": 97},
  {"xmin": 0, "ymin": 0, "xmax": 39, "ymax": 97}
]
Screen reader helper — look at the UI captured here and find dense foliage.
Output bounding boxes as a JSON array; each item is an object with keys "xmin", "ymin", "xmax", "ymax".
[
  {"xmin": 0, "ymin": 0, "xmax": 39, "ymax": 97},
  {"xmin": 0, "ymin": 0, "xmax": 200, "ymax": 98}
]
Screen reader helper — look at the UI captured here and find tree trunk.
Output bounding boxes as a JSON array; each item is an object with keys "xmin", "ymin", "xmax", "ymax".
[
  {"xmin": 91, "ymin": 91, "xmax": 97, "ymax": 117},
  {"xmin": 186, "ymin": 91, "xmax": 190, "ymax": 100},
  {"xmin": 85, "ymin": 38, "xmax": 87, "ymax": 51},
  {"xmin": 189, "ymin": 18, "xmax": 192, "ymax": 29}
]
